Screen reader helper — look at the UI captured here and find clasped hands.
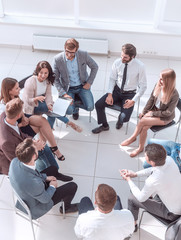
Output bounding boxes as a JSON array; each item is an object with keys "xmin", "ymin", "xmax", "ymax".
[
  {"xmin": 46, "ymin": 176, "xmax": 58, "ymax": 188},
  {"xmin": 119, "ymin": 169, "xmax": 137, "ymax": 181}
]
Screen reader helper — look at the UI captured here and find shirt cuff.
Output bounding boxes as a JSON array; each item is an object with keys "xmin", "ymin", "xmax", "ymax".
[{"xmin": 50, "ymin": 185, "xmax": 55, "ymax": 189}]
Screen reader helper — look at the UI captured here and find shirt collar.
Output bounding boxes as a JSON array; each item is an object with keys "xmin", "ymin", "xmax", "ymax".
[{"xmin": 22, "ymin": 162, "xmax": 36, "ymax": 171}]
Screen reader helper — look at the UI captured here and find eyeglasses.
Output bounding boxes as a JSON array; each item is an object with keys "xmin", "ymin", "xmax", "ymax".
[{"xmin": 65, "ymin": 49, "xmax": 77, "ymax": 55}]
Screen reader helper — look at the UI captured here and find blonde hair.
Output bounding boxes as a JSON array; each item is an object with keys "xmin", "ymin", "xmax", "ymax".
[{"xmin": 153, "ymin": 68, "xmax": 176, "ymax": 104}]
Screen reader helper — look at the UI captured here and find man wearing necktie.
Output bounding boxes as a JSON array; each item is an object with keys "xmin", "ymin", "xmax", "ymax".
[{"xmin": 92, "ymin": 43, "xmax": 147, "ymax": 134}]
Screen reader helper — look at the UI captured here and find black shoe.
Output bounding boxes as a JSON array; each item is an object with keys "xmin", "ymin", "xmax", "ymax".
[
  {"xmin": 116, "ymin": 115, "xmax": 123, "ymax": 129},
  {"xmin": 134, "ymin": 224, "xmax": 138, "ymax": 232},
  {"xmin": 92, "ymin": 125, "xmax": 109, "ymax": 134},
  {"xmin": 73, "ymin": 112, "xmax": 79, "ymax": 120},
  {"xmin": 59, "ymin": 203, "xmax": 79, "ymax": 214},
  {"xmin": 56, "ymin": 173, "xmax": 73, "ymax": 182}
]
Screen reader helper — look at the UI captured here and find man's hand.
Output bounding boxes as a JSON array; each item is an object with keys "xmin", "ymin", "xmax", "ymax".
[
  {"xmin": 50, "ymin": 179, "xmax": 58, "ymax": 188},
  {"xmin": 83, "ymin": 83, "xmax": 91, "ymax": 90},
  {"xmin": 120, "ymin": 169, "xmax": 137, "ymax": 181},
  {"xmin": 105, "ymin": 93, "xmax": 113, "ymax": 105},
  {"xmin": 123, "ymin": 99, "xmax": 135, "ymax": 109},
  {"xmin": 33, "ymin": 139, "xmax": 46, "ymax": 151},
  {"xmin": 46, "ymin": 176, "xmax": 56, "ymax": 182}
]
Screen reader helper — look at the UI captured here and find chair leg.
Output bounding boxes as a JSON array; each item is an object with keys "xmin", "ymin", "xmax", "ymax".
[
  {"xmin": 139, "ymin": 210, "xmax": 146, "ymax": 229},
  {"xmin": 61, "ymin": 201, "xmax": 66, "ymax": 219},
  {"xmin": 30, "ymin": 220, "xmax": 36, "ymax": 240},
  {"xmin": 175, "ymin": 118, "xmax": 181, "ymax": 142},
  {"xmin": 125, "ymin": 122, "xmax": 129, "ymax": 135},
  {"xmin": 89, "ymin": 111, "xmax": 91, "ymax": 123}
]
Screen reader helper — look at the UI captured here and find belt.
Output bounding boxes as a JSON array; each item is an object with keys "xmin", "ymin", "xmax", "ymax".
[
  {"xmin": 121, "ymin": 90, "xmax": 136, "ymax": 94},
  {"xmin": 69, "ymin": 84, "xmax": 82, "ymax": 90},
  {"xmin": 115, "ymin": 84, "xmax": 136, "ymax": 94}
]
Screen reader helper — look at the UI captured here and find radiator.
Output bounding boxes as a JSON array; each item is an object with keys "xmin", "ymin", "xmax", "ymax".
[{"xmin": 32, "ymin": 34, "xmax": 108, "ymax": 54}]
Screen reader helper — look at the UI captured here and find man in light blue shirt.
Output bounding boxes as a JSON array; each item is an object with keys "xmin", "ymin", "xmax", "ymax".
[{"xmin": 53, "ymin": 38, "xmax": 98, "ymax": 120}]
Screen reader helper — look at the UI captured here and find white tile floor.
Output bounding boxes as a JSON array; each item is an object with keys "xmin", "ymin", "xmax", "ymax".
[{"xmin": 0, "ymin": 45, "xmax": 181, "ymax": 240}]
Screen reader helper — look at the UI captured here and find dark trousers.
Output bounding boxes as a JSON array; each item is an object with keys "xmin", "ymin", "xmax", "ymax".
[
  {"xmin": 78, "ymin": 195, "xmax": 122, "ymax": 215},
  {"xmin": 95, "ymin": 85, "xmax": 135, "ymax": 125},
  {"xmin": 41, "ymin": 167, "xmax": 77, "ymax": 209},
  {"xmin": 128, "ymin": 193, "xmax": 179, "ymax": 222}
]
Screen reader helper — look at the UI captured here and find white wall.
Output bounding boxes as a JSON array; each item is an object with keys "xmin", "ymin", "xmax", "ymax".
[{"xmin": 0, "ymin": 0, "xmax": 181, "ymax": 57}]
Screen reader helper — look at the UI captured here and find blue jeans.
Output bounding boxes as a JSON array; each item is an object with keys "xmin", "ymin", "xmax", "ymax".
[
  {"xmin": 143, "ymin": 139, "xmax": 181, "ymax": 172},
  {"xmin": 66, "ymin": 85, "xmax": 94, "ymax": 115},
  {"xmin": 36, "ymin": 144, "xmax": 59, "ymax": 172},
  {"xmin": 34, "ymin": 101, "xmax": 69, "ymax": 129}
]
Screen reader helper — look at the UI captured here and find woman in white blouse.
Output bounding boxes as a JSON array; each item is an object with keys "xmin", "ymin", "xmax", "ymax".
[{"xmin": 23, "ymin": 61, "xmax": 82, "ymax": 133}]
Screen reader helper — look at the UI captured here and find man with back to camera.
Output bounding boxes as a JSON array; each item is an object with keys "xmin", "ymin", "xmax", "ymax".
[
  {"xmin": 74, "ymin": 183, "xmax": 134, "ymax": 240},
  {"xmin": 0, "ymin": 98, "xmax": 73, "ymax": 182},
  {"xmin": 92, "ymin": 43, "xmax": 147, "ymax": 133},
  {"xmin": 120, "ymin": 143, "xmax": 181, "ymax": 231},
  {"xmin": 53, "ymin": 38, "xmax": 98, "ymax": 120},
  {"xmin": 9, "ymin": 138, "xmax": 78, "ymax": 219}
]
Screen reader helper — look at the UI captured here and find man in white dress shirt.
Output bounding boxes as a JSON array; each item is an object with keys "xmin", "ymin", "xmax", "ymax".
[
  {"xmin": 92, "ymin": 43, "xmax": 147, "ymax": 133},
  {"xmin": 120, "ymin": 143, "xmax": 181, "ymax": 230},
  {"xmin": 74, "ymin": 184, "xmax": 134, "ymax": 240}
]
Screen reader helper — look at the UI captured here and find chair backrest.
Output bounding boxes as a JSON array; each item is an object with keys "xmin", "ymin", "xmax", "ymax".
[
  {"xmin": 12, "ymin": 187, "xmax": 32, "ymax": 219},
  {"xmin": 19, "ymin": 75, "xmax": 32, "ymax": 89}
]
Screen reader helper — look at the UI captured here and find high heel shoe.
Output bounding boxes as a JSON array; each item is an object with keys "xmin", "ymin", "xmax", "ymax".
[
  {"xmin": 50, "ymin": 146, "xmax": 65, "ymax": 161},
  {"xmin": 67, "ymin": 121, "xmax": 82, "ymax": 133}
]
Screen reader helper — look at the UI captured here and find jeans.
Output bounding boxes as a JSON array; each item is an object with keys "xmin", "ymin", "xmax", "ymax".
[
  {"xmin": 66, "ymin": 85, "xmax": 94, "ymax": 115},
  {"xmin": 78, "ymin": 196, "xmax": 122, "ymax": 215},
  {"xmin": 143, "ymin": 139, "xmax": 181, "ymax": 171},
  {"xmin": 36, "ymin": 144, "xmax": 59, "ymax": 172},
  {"xmin": 34, "ymin": 101, "xmax": 69, "ymax": 129}
]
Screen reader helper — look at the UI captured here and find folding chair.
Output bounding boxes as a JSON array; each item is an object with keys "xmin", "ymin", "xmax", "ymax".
[
  {"xmin": 11, "ymin": 185, "xmax": 65, "ymax": 240},
  {"xmin": 139, "ymin": 210, "xmax": 172, "ymax": 230},
  {"xmin": 150, "ymin": 98, "xmax": 181, "ymax": 141}
]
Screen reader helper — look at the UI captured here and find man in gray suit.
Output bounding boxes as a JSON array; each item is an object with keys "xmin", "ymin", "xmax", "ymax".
[
  {"xmin": 9, "ymin": 138, "xmax": 78, "ymax": 219},
  {"xmin": 53, "ymin": 38, "xmax": 98, "ymax": 120}
]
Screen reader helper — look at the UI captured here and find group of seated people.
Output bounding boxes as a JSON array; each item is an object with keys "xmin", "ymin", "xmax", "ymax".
[{"xmin": 0, "ymin": 38, "xmax": 181, "ymax": 239}]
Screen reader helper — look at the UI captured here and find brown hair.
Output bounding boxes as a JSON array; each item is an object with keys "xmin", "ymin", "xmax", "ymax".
[
  {"xmin": 16, "ymin": 138, "xmax": 36, "ymax": 163},
  {"xmin": 153, "ymin": 68, "xmax": 176, "ymax": 104},
  {"xmin": 122, "ymin": 43, "xmax": 137, "ymax": 58},
  {"xmin": 33, "ymin": 61, "xmax": 55, "ymax": 85},
  {"xmin": 95, "ymin": 184, "xmax": 117, "ymax": 212},
  {"xmin": 0, "ymin": 78, "xmax": 18, "ymax": 103},
  {"xmin": 145, "ymin": 143, "xmax": 166, "ymax": 166},
  {"xmin": 5, "ymin": 98, "xmax": 23, "ymax": 119},
  {"xmin": 64, "ymin": 38, "xmax": 79, "ymax": 51}
]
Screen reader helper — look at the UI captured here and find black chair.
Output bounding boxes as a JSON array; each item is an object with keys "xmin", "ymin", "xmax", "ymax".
[
  {"xmin": 106, "ymin": 97, "xmax": 140, "ymax": 135},
  {"xmin": 18, "ymin": 75, "xmax": 32, "ymax": 89},
  {"xmin": 150, "ymin": 98, "xmax": 181, "ymax": 141}
]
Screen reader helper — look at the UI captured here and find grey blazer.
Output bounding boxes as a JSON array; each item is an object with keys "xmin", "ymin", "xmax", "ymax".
[
  {"xmin": 9, "ymin": 158, "xmax": 56, "ymax": 219},
  {"xmin": 53, "ymin": 50, "xmax": 98, "ymax": 96}
]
